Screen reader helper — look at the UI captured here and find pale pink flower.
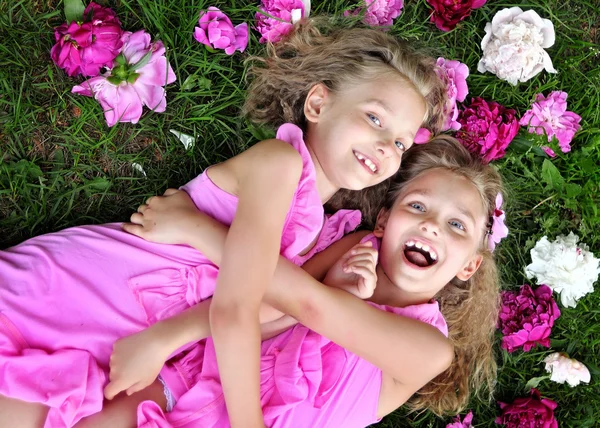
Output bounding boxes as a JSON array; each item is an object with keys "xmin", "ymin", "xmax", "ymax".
[
  {"xmin": 435, "ymin": 57, "xmax": 469, "ymax": 131},
  {"xmin": 488, "ymin": 193, "xmax": 508, "ymax": 251},
  {"xmin": 477, "ymin": 7, "xmax": 556, "ymax": 85},
  {"xmin": 194, "ymin": 7, "xmax": 248, "ymax": 55},
  {"xmin": 446, "ymin": 411, "xmax": 473, "ymax": 428},
  {"xmin": 544, "ymin": 352, "xmax": 591, "ymax": 387},
  {"xmin": 345, "ymin": 0, "xmax": 404, "ymax": 26},
  {"xmin": 72, "ymin": 30, "xmax": 176, "ymax": 127},
  {"xmin": 255, "ymin": 0, "xmax": 311, "ymax": 44},
  {"xmin": 50, "ymin": 2, "xmax": 123, "ymax": 77},
  {"xmin": 519, "ymin": 91, "xmax": 582, "ymax": 153}
]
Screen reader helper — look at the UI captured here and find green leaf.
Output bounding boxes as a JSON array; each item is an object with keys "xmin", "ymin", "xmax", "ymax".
[
  {"xmin": 541, "ymin": 159, "xmax": 565, "ymax": 190},
  {"xmin": 64, "ymin": 0, "xmax": 86, "ymax": 23},
  {"xmin": 565, "ymin": 183, "xmax": 582, "ymax": 198},
  {"xmin": 524, "ymin": 376, "xmax": 548, "ymax": 390},
  {"xmin": 129, "ymin": 50, "xmax": 153, "ymax": 72}
]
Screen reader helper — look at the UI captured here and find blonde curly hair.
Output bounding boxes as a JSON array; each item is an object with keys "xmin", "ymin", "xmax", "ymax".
[
  {"xmin": 383, "ymin": 135, "xmax": 503, "ymax": 416},
  {"xmin": 243, "ymin": 17, "xmax": 448, "ymax": 135}
]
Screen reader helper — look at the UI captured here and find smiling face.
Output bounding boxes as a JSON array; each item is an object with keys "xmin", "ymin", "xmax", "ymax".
[
  {"xmin": 303, "ymin": 75, "xmax": 427, "ymax": 193},
  {"xmin": 374, "ymin": 168, "xmax": 488, "ymax": 301}
]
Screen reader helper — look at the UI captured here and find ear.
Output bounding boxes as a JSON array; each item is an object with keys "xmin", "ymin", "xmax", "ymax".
[
  {"xmin": 304, "ymin": 83, "xmax": 329, "ymax": 124},
  {"xmin": 373, "ymin": 209, "xmax": 390, "ymax": 238},
  {"xmin": 455, "ymin": 254, "xmax": 483, "ymax": 281}
]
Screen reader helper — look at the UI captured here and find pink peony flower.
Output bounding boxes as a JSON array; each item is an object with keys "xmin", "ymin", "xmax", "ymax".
[
  {"xmin": 50, "ymin": 2, "xmax": 123, "ymax": 77},
  {"xmin": 344, "ymin": 0, "xmax": 404, "ymax": 27},
  {"xmin": 255, "ymin": 0, "xmax": 310, "ymax": 44},
  {"xmin": 194, "ymin": 7, "xmax": 248, "ymax": 55},
  {"xmin": 426, "ymin": 0, "xmax": 486, "ymax": 32},
  {"xmin": 541, "ymin": 146, "xmax": 556, "ymax": 158},
  {"xmin": 519, "ymin": 91, "xmax": 582, "ymax": 153},
  {"xmin": 488, "ymin": 193, "xmax": 508, "ymax": 252},
  {"xmin": 497, "ymin": 284, "xmax": 561, "ymax": 353},
  {"xmin": 455, "ymin": 97, "xmax": 519, "ymax": 163},
  {"xmin": 435, "ymin": 57, "xmax": 469, "ymax": 131},
  {"xmin": 495, "ymin": 389, "xmax": 558, "ymax": 428},
  {"xmin": 446, "ymin": 411, "xmax": 473, "ymax": 428},
  {"xmin": 72, "ymin": 30, "xmax": 176, "ymax": 127}
]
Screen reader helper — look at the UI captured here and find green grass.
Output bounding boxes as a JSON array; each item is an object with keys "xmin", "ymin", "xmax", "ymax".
[{"xmin": 1, "ymin": 0, "xmax": 599, "ymax": 426}]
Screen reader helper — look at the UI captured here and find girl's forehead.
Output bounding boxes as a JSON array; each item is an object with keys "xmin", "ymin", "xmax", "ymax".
[{"xmin": 395, "ymin": 169, "xmax": 487, "ymax": 217}]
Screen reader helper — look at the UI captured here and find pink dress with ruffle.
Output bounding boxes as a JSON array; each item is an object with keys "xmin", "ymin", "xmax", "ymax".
[
  {"xmin": 135, "ymin": 234, "xmax": 449, "ymax": 428},
  {"xmin": 0, "ymin": 123, "xmax": 361, "ymax": 427}
]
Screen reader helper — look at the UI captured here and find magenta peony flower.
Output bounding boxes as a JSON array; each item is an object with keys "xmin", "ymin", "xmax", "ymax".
[
  {"xmin": 497, "ymin": 284, "xmax": 561, "ymax": 353},
  {"xmin": 344, "ymin": 0, "xmax": 404, "ymax": 26},
  {"xmin": 435, "ymin": 57, "xmax": 469, "ymax": 131},
  {"xmin": 255, "ymin": 0, "xmax": 310, "ymax": 44},
  {"xmin": 496, "ymin": 389, "xmax": 558, "ymax": 428},
  {"xmin": 72, "ymin": 30, "xmax": 176, "ymax": 127},
  {"xmin": 446, "ymin": 411, "xmax": 473, "ymax": 428},
  {"xmin": 426, "ymin": 0, "xmax": 486, "ymax": 32},
  {"xmin": 414, "ymin": 128, "xmax": 432, "ymax": 144},
  {"xmin": 455, "ymin": 97, "xmax": 519, "ymax": 163},
  {"xmin": 194, "ymin": 7, "xmax": 248, "ymax": 55},
  {"xmin": 50, "ymin": 2, "xmax": 123, "ymax": 77},
  {"xmin": 519, "ymin": 91, "xmax": 582, "ymax": 153}
]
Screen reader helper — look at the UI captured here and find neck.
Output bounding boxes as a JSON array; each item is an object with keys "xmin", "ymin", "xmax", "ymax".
[
  {"xmin": 368, "ymin": 264, "xmax": 435, "ymax": 308},
  {"xmin": 305, "ymin": 140, "xmax": 339, "ymax": 204}
]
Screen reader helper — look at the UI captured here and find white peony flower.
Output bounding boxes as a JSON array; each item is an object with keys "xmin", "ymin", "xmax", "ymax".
[
  {"xmin": 525, "ymin": 232, "xmax": 599, "ymax": 308},
  {"xmin": 544, "ymin": 352, "xmax": 591, "ymax": 387},
  {"xmin": 477, "ymin": 7, "xmax": 557, "ymax": 85}
]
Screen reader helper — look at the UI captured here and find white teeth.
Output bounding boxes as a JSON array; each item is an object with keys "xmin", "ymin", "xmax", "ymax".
[
  {"xmin": 405, "ymin": 240, "xmax": 438, "ymax": 262},
  {"xmin": 422, "ymin": 244, "xmax": 430, "ymax": 252},
  {"xmin": 364, "ymin": 158, "xmax": 377, "ymax": 172},
  {"xmin": 354, "ymin": 152, "xmax": 377, "ymax": 173},
  {"xmin": 430, "ymin": 252, "xmax": 437, "ymax": 261},
  {"xmin": 415, "ymin": 242, "xmax": 423, "ymax": 249},
  {"xmin": 406, "ymin": 240, "xmax": 415, "ymax": 247}
]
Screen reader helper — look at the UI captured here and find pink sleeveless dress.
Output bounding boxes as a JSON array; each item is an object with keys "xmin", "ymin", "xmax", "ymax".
[
  {"xmin": 135, "ymin": 234, "xmax": 449, "ymax": 428},
  {"xmin": 0, "ymin": 123, "xmax": 361, "ymax": 428}
]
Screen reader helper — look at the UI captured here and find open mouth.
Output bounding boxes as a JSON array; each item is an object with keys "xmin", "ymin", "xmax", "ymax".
[
  {"xmin": 353, "ymin": 151, "xmax": 378, "ymax": 174},
  {"xmin": 403, "ymin": 240, "xmax": 438, "ymax": 268}
]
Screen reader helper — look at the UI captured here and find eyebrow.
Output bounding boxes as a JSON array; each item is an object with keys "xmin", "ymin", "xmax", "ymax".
[
  {"xmin": 364, "ymin": 99, "xmax": 416, "ymax": 140},
  {"xmin": 403, "ymin": 189, "xmax": 478, "ymax": 226}
]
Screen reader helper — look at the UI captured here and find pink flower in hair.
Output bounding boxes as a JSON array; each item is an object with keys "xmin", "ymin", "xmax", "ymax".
[
  {"xmin": 194, "ymin": 7, "xmax": 249, "ymax": 55},
  {"xmin": 519, "ymin": 91, "xmax": 582, "ymax": 153},
  {"xmin": 488, "ymin": 193, "xmax": 508, "ymax": 251}
]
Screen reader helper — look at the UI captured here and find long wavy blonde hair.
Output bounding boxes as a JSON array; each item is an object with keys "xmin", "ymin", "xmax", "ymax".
[
  {"xmin": 243, "ymin": 17, "xmax": 448, "ymax": 135},
  {"xmin": 383, "ymin": 135, "xmax": 503, "ymax": 415}
]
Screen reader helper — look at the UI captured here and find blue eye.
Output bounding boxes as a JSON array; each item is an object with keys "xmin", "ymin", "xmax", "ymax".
[
  {"xmin": 449, "ymin": 220, "xmax": 465, "ymax": 231},
  {"xmin": 410, "ymin": 203, "xmax": 425, "ymax": 212},
  {"xmin": 368, "ymin": 114, "xmax": 381, "ymax": 126},
  {"xmin": 395, "ymin": 141, "xmax": 406, "ymax": 151}
]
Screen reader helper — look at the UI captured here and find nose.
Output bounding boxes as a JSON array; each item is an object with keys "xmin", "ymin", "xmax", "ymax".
[
  {"xmin": 375, "ymin": 138, "xmax": 395, "ymax": 158},
  {"xmin": 419, "ymin": 217, "xmax": 440, "ymax": 237}
]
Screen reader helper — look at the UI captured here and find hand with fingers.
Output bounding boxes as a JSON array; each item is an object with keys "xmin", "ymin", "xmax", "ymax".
[
  {"xmin": 123, "ymin": 188, "xmax": 200, "ymax": 245},
  {"xmin": 323, "ymin": 241, "xmax": 378, "ymax": 299},
  {"xmin": 104, "ymin": 325, "xmax": 171, "ymax": 400}
]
